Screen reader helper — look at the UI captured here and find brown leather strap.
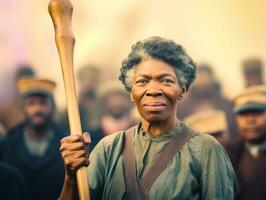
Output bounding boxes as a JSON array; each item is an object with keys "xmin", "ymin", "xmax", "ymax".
[
  {"xmin": 123, "ymin": 124, "xmax": 197, "ymax": 200},
  {"xmin": 141, "ymin": 126, "xmax": 197, "ymax": 192},
  {"xmin": 123, "ymin": 126, "xmax": 142, "ymax": 200}
]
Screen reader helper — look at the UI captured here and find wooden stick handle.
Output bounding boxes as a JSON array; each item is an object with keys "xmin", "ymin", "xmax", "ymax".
[{"xmin": 48, "ymin": 0, "xmax": 90, "ymax": 199}]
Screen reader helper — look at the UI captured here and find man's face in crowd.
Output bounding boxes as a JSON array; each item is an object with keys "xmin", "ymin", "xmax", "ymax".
[
  {"xmin": 105, "ymin": 92, "xmax": 131, "ymax": 119},
  {"xmin": 236, "ymin": 110, "xmax": 266, "ymax": 144},
  {"xmin": 22, "ymin": 95, "xmax": 53, "ymax": 131},
  {"xmin": 246, "ymin": 74, "xmax": 263, "ymax": 87},
  {"xmin": 131, "ymin": 58, "xmax": 184, "ymax": 123},
  {"xmin": 79, "ymin": 74, "xmax": 98, "ymax": 95},
  {"xmin": 194, "ymin": 70, "xmax": 213, "ymax": 89}
]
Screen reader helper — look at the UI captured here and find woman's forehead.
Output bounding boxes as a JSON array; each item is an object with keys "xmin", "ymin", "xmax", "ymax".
[{"xmin": 133, "ymin": 59, "xmax": 176, "ymax": 77}]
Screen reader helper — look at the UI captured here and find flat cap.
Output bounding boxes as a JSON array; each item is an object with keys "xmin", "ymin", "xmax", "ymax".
[
  {"xmin": 185, "ymin": 110, "xmax": 227, "ymax": 134},
  {"xmin": 17, "ymin": 78, "xmax": 56, "ymax": 98},
  {"xmin": 233, "ymin": 85, "xmax": 266, "ymax": 114}
]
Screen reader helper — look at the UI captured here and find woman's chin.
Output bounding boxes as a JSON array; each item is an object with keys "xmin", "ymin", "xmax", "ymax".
[{"xmin": 144, "ymin": 115, "xmax": 166, "ymax": 123}]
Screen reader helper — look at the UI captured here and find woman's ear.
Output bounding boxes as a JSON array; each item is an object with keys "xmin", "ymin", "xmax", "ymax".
[
  {"xmin": 178, "ymin": 87, "xmax": 188, "ymax": 100},
  {"xmin": 130, "ymin": 92, "xmax": 135, "ymax": 102}
]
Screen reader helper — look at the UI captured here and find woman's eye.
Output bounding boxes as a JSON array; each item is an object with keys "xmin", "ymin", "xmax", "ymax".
[
  {"xmin": 161, "ymin": 79, "xmax": 174, "ymax": 85},
  {"xmin": 136, "ymin": 79, "xmax": 148, "ymax": 85}
]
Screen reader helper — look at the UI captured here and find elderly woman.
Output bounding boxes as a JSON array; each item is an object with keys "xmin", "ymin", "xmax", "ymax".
[{"xmin": 59, "ymin": 37, "xmax": 237, "ymax": 200}]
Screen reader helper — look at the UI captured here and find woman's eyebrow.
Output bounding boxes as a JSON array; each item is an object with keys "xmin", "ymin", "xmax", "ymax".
[
  {"xmin": 157, "ymin": 73, "xmax": 176, "ymax": 79},
  {"xmin": 134, "ymin": 73, "xmax": 176, "ymax": 80},
  {"xmin": 135, "ymin": 74, "xmax": 152, "ymax": 79}
]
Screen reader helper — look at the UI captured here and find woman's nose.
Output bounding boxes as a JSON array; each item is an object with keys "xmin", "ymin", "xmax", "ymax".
[{"xmin": 146, "ymin": 81, "xmax": 163, "ymax": 96}]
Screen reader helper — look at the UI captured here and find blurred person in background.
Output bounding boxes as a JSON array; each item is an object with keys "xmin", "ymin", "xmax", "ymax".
[
  {"xmin": 242, "ymin": 58, "xmax": 265, "ymax": 87},
  {"xmin": 185, "ymin": 109, "xmax": 229, "ymax": 146},
  {"xmin": 76, "ymin": 64, "xmax": 103, "ymax": 130},
  {"xmin": 0, "ymin": 78, "xmax": 65, "ymax": 200},
  {"xmin": 58, "ymin": 37, "xmax": 236, "ymax": 200},
  {"xmin": 0, "ymin": 64, "xmax": 35, "ymax": 133},
  {"xmin": 0, "ymin": 123, "xmax": 5, "ymax": 141},
  {"xmin": 177, "ymin": 63, "xmax": 237, "ymax": 139},
  {"xmin": 225, "ymin": 85, "xmax": 266, "ymax": 200},
  {"xmin": 0, "ymin": 161, "xmax": 29, "ymax": 200},
  {"xmin": 59, "ymin": 64, "xmax": 103, "ymax": 150},
  {"xmin": 98, "ymin": 81, "xmax": 134, "ymax": 136}
]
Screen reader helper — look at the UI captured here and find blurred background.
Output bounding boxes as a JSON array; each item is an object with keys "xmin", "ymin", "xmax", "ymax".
[{"xmin": 0, "ymin": 0, "xmax": 265, "ymax": 107}]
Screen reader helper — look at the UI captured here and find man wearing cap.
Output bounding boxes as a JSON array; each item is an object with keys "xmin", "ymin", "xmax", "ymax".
[
  {"xmin": 0, "ymin": 78, "xmax": 66, "ymax": 200},
  {"xmin": 225, "ymin": 85, "xmax": 266, "ymax": 200}
]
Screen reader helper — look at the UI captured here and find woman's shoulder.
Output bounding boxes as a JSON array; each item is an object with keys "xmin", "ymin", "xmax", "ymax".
[
  {"xmin": 186, "ymin": 131, "xmax": 226, "ymax": 158},
  {"xmin": 189, "ymin": 132, "xmax": 220, "ymax": 147},
  {"xmin": 185, "ymin": 132, "xmax": 233, "ymax": 174},
  {"xmin": 88, "ymin": 131, "xmax": 126, "ymax": 172},
  {"xmin": 96, "ymin": 124, "xmax": 139, "ymax": 149},
  {"xmin": 92, "ymin": 131, "xmax": 125, "ymax": 153},
  {"xmin": 182, "ymin": 123, "xmax": 220, "ymax": 149}
]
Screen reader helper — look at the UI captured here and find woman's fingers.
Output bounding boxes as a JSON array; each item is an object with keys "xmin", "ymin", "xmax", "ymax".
[
  {"xmin": 61, "ymin": 134, "xmax": 82, "ymax": 141},
  {"xmin": 60, "ymin": 133, "xmax": 91, "ymax": 176},
  {"xmin": 60, "ymin": 141, "xmax": 85, "ymax": 151},
  {"xmin": 67, "ymin": 157, "xmax": 90, "ymax": 170},
  {"xmin": 64, "ymin": 156, "xmax": 90, "ymax": 170},
  {"xmin": 64, "ymin": 157, "xmax": 89, "ymax": 177},
  {"xmin": 82, "ymin": 132, "xmax": 91, "ymax": 145},
  {"xmin": 61, "ymin": 149, "xmax": 87, "ymax": 159}
]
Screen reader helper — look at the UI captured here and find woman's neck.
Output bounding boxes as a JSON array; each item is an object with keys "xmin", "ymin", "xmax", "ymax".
[{"xmin": 141, "ymin": 117, "xmax": 179, "ymax": 137}]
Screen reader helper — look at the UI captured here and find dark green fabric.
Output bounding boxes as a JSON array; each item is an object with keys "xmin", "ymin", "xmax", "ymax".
[{"xmin": 88, "ymin": 123, "xmax": 237, "ymax": 200}]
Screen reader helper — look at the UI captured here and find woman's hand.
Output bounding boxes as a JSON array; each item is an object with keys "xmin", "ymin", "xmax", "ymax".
[{"xmin": 60, "ymin": 132, "xmax": 91, "ymax": 179}]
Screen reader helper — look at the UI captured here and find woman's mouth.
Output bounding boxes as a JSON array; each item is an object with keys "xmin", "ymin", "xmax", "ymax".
[
  {"xmin": 143, "ymin": 102, "xmax": 167, "ymax": 111},
  {"xmin": 144, "ymin": 102, "xmax": 166, "ymax": 106}
]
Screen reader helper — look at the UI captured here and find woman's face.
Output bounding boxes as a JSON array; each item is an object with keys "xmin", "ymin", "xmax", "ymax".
[{"xmin": 131, "ymin": 58, "xmax": 185, "ymax": 123}]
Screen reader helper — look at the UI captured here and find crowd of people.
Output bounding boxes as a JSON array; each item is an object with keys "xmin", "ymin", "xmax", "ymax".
[{"xmin": 0, "ymin": 36, "xmax": 265, "ymax": 200}]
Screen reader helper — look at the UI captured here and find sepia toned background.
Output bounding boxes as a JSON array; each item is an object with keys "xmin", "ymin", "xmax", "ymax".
[{"xmin": 0, "ymin": 0, "xmax": 265, "ymax": 108}]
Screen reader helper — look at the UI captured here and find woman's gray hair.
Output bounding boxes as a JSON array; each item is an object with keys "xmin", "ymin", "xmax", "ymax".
[{"xmin": 119, "ymin": 36, "xmax": 197, "ymax": 91}]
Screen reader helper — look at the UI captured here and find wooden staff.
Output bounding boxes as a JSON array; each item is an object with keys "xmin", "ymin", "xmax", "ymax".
[{"xmin": 48, "ymin": 0, "xmax": 90, "ymax": 199}]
